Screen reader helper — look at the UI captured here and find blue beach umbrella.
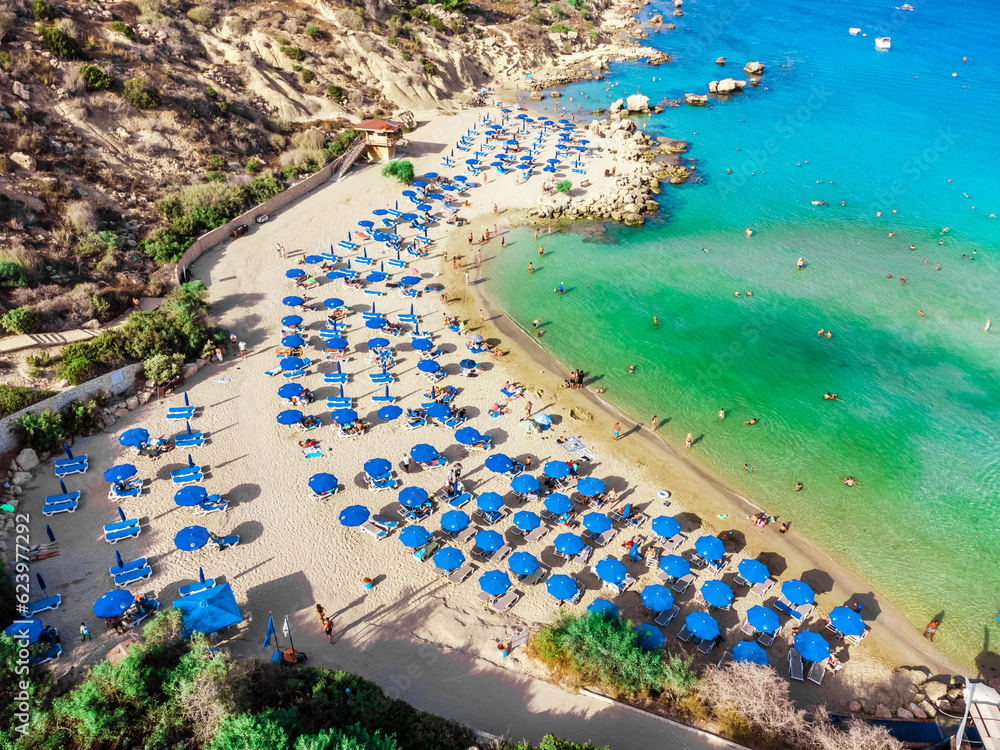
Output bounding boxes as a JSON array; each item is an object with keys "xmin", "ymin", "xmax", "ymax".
[
  {"xmin": 737, "ymin": 559, "xmax": 769, "ymax": 586},
  {"xmin": 453, "ymin": 175, "xmax": 468, "ymax": 183},
  {"xmin": 546, "ymin": 574, "xmax": 579, "ymax": 601},
  {"xmin": 366, "ymin": 317, "xmax": 387, "ymax": 330},
  {"xmin": 583, "ymin": 513, "xmax": 612, "ymax": 535},
  {"xmin": 701, "ymin": 580, "xmax": 735, "ymax": 608},
  {"xmin": 276, "ymin": 409, "xmax": 303, "ymax": 425},
  {"xmin": 359, "ymin": 219, "xmax": 375, "ymax": 227},
  {"xmin": 454, "ymin": 427, "xmax": 482, "ymax": 446},
  {"xmin": 103, "ymin": 464, "xmax": 137, "ymax": 483},
  {"xmin": 364, "ymin": 458, "xmax": 392, "ymax": 477},
  {"xmin": 686, "ymin": 611, "xmax": 721, "ymax": 641},
  {"xmin": 544, "ymin": 493, "xmax": 572, "ymax": 514},
  {"xmin": 589, "ymin": 600, "xmax": 619, "ymax": 620},
  {"xmin": 411, "ymin": 338, "xmax": 433, "ymax": 352},
  {"xmin": 459, "ymin": 359, "xmax": 477, "ymax": 370},
  {"xmin": 511, "ymin": 474, "xmax": 539, "ymax": 494},
  {"xmin": 410, "ymin": 444, "xmax": 438, "ymax": 463},
  {"xmin": 309, "ymin": 473, "xmax": 338, "ymax": 494},
  {"xmin": 641, "ymin": 585, "xmax": 675, "ymax": 613},
  {"xmin": 416, "ymin": 203, "xmax": 432, "ymax": 212},
  {"xmin": 829, "ymin": 606, "xmax": 866, "ymax": 637},
  {"xmin": 513, "ymin": 510, "xmax": 541, "ymax": 532},
  {"xmin": 509, "ymin": 551, "xmax": 539, "ymax": 576},
  {"xmin": 479, "ymin": 570, "xmax": 512, "ymax": 596},
  {"xmin": 119, "ymin": 429, "xmax": 149, "ymax": 448},
  {"xmin": 433, "ymin": 547, "xmax": 465, "ymax": 571},
  {"xmin": 695, "ymin": 535, "xmax": 726, "ymax": 562},
  {"xmin": 281, "ymin": 315, "xmax": 303, "ymax": 326},
  {"xmin": 281, "ymin": 335, "xmax": 304, "ymax": 348},
  {"xmin": 651, "ymin": 516, "xmax": 681, "ymax": 539},
  {"xmin": 278, "ymin": 383, "xmax": 304, "ymax": 399},
  {"xmin": 174, "ymin": 525, "xmax": 210, "ymax": 552},
  {"xmin": 475, "ymin": 529, "xmax": 504, "ymax": 553},
  {"xmin": 324, "ymin": 337, "xmax": 349, "ymax": 350},
  {"xmin": 746, "ymin": 605, "xmax": 780, "ymax": 634},
  {"xmin": 543, "ymin": 461, "xmax": 570, "ymax": 479},
  {"xmin": 332, "ymin": 409, "xmax": 358, "ymax": 425},
  {"xmin": 401, "ymin": 213, "xmax": 418, "ymax": 221},
  {"xmin": 441, "ymin": 510, "xmax": 470, "ymax": 533},
  {"xmin": 659, "ymin": 554, "xmax": 691, "ymax": 579},
  {"xmin": 285, "ymin": 268, "xmax": 306, "ymax": 278},
  {"xmin": 595, "ymin": 558, "xmax": 627, "ymax": 584},
  {"xmin": 485, "ymin": 454, "xmax": 514, "ymax": 474},
  {"xmin": 282, "ymin": 296, "xmax": 304, "ymax": 307},
  {"xmin": 733, "ymin": 640, "xmax": 770, "ymax": 666},
  {"xmin": 554, "ymin": 532, "xmax": 585, "ymax": 556},
  {"xmin": 4, "ymin": 618, "xmax": 43, "ymax": 643},
  {"xmin": 399, "ymin": 276, "xmax": 421, "ymax": 286},
  {"xmin": 412, "ymin": 180, "xmax": 427, "ymax": 188},
  {"xmin": 304, "ymin": 255, "xmax": 324, "ymax": 264},
  {"xmin": 634, "ymin": 624, "xmax": 665, "ymax": 651},
  {"xmin": 339, "ymin": 505, "xmax": 370, "ymax": 527},
  {"xmin": 399, "ymin": 486, "xmax": 429, "ymax": 508},
  {"xmin": 476, "ymin": 492, "xmax": 504, "ymax": 513},
  {"xmin": 401, "ymin": 190, "xmax": 417, "ymax": 197},
  {"xmin": 366, "ymin": 272, "xmax": 388, "ymax": 283},
  {"xmin": 782, "ymin": 579, "xmax": 815, "ymax": 606},
  {"xmin": 576, "ymin": 477, "xmax": 605, "ymax": 497},
  {"xmin": 399, "ymin": 525, "xmax": 432, "ymax": 548},
  {"xmin": 174, "ymin": 486, "xmax": 208, "ymax": 507},
  {"xmin": 373, "ymin": 208, "xmax": 389, "ymax": 215},
  {"xmin": 367, "ymin": 337, "xmax": 390, "ymax": 350},
  {"xmin": 417, "ymin": 360, "xmax": 441, "ymax": 373},
  {"xmin": 324, "ymin": 298, "xmax": 345, "ymax": 309},
  {"xmin": 94, "ymin": 589, "xmax": 135, "ymax": 618},
  {"xmin": 280, "ymin": 357, "xmax": 306, "ymax": 371},
  {"xmin": 378, "ymin": 404, "xmax": 403, "ymax": 421},
  {"xmin": 426, "ymin": 403, "xmax": 452, "ymax": 419},
  {"xmin": 794, "ymin": 631, "xmax": 831, "ymax": 662}
]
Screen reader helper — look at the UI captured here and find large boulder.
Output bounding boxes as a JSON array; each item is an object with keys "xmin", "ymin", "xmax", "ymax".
[
  {"xmin": 609, "ymin": 98, "xmax": 624, "ymax": 114},
  {"xmin": 626, "ymin": 94, "xmax": 650, "ymax": 113},
  {"xmin": 685, "ymin": 93, "xmax": 708, "ymax": 106},
  {"xmin": 13, "ymin": 81, "xmax": 29, "ymax": 100},
  {"xmin": 11, "ymin": 471, "xmax": 32, "ymax": 486},
  {"xmin": 875, "ymin": 704, "xmax": 892, "ymax": 720},
  {"xmin": 708, "ymin": 81, "xmax": 718, "ymax": 93},
  {"xmin": 716, "ymin": 78, "xmax": 744, "ymax": 94},
  {"xmin": 908, "ymin": 703, "xmax": 927, "ymax": 719},
  {"xmin": 921, "ymin": 680, "xmax": 948, "ymax": 702},
  {"xmin": 392, "ymin": 109, "xmax": 416, "ymax": 129},
  {"xmin": 183, "ymin": 362, "xmax": 199, "ymax": 378},
  {"xmin": 897, "ymin": 708, "xmax": 914, "ymax": 720},
  {"xmin": 15, "ymin": 448, "xmax": 39, "ymax": 472},
  {"xmin": 9, "ymin": 152, "xmax": 36, "ymax": 171},
  {"xmin": 744, "ymin": 61, "xmax": 765, "ymax": 75},
  {"xmin": 716, "ymin": 56, "xmax": 726, "ymax": 65}
]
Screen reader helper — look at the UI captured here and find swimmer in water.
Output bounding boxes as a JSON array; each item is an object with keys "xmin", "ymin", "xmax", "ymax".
[
  {"xmin": 918, "ymin": 310, "xmax": 925, "ymax": 316},
  {"xmin": 795, "ymin": 482, "xmax": 803, "ymax": 492},
  {"xmin": 629, "ymin": 364, "xmax": 635, "ymax": 374},
  {"xmin": 746, "ymin": 228, "xmax": 753, "ymax": 237},
  {"xmin": 826, "ymin": 331, "xmax": 833, "ymax": 339},
  {"xmin": 842, "ymin": 476, "xmax": 857, "ymax": 486},
  {"xmin": 744, "ymin": 418, "xmax": 758, "ymax": 425},
  {"xmin": 824, "ymin": 393, "xmax": 841, "ymax": 401},
  {"xmin": 818, "ymin": 329, "xmax": 825, "ymax": 336},
  {"xmin": 888, "ymin": 231, "xmax": 895, "ymax": 238},
  {"xmin": 718, "ymin": 409, "xmax": 725, "ymax": 419},
  {"xmin": 986, "ymin": 319, "xmax": 992, "ymax": 332},
  {"xmin": 797, "ymin": 258, "xmax": 805, "ymax": 269}
]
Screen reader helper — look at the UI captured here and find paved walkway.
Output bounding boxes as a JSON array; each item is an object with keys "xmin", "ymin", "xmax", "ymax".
[{"xmin": 0, "ymin": 298, "xmax": 162, "ymax": 354}]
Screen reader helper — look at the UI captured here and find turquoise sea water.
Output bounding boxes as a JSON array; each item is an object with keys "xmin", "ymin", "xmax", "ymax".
[{"xmin": 490, "ymin": 0, "xmax": 1000, "ymax": 665}]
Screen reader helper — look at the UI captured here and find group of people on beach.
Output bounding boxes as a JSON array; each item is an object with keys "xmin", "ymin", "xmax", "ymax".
[{"xmin": 563, "ymin": 369, "xmax": 586, "ymax": 389}]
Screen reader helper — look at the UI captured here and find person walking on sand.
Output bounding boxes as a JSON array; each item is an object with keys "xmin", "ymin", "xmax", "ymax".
[
  {"xmin": 479, "ymin": 308, "xmax": 485, "ymax": 323},
  {"xmin": 493, "ymin": 203, "xmax": 498, "ymax": 214},
  {"xmin": 923, "ymin": 620, "xmax": 939, "ymax": 640},
  {"xmin": 651, "ymin": 415, "xmax": 658, "ymax": 432},
  {"xmin": 525, "ymin": 401, "xmax": 533, "ymax": 418},
  {"xmin": 402, "ymin": 453, "xmax": 411, "ymax": 474},
  {"xmin": 465, "ymin": 272, "xmax": 470, "ymax": 286},
  {"xmin": 613, "ymin": 421, "xmax": 620, "ymax": 441},
  {"xmin": 239, "ymin": 340, "xmax": 247, "ymax": 360},
  {"xmin": 80, "ymin": 622, "xmax": 90, "ymax": 642},
  {"xmin": 685, "ymin": 433, "xmax": 693, "ymax": 449},
  {"xmin": 477, "ymin": 249, "xmax": 482, "ymax": 265},
  {"xmin": 229, "ymin": 331, "xmax": 238, "ymax": 351},
  {"xmin": 323, "ymin": 615, "xmax": 335, "ymax": 644}
]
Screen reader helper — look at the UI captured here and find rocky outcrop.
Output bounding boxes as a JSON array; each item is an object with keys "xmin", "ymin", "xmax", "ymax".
[
  {"xmin": 875, "ymin": 704, "xmax": 892, "ymax": 719},
  {"xmin": 9, "ymin": 152, "xmax": 37, "ymax": 172},
  {"xmin": 609, "ymin": 98, "xmax": 625, "ymax": 115},
  {"xmin": 684, "ymin": 93, "xmax": 708, "ymax": 106},
  {"xmin": 625, "ymin": 94, "xmax": 650, "ymax": 113},
  {"xmin": 709, "ymin": 78, "xmax": 746, "ymax": 94},
  {"xmin": 744, "ymin": 60, "xmax": 765, "ymax": 75},
  {"xmin": 14, "ymin": 449, "xmax": 40, "ymax": 472},
  {"xmin": 716, "ymin": 56, "xmax": 726, "ymax": 65}
]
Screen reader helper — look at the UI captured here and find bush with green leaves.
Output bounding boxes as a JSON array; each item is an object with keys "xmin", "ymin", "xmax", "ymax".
[
  {"xmin": 281, "ymin": 45, "xmax": 306, "ymax": 61},
  {"xmin": 60, "ymin": 398, "xmax": 102, "ymax": 437},
  {"xmin": 0, "ymin": 384, "xmax": 56, "ymax": 417},
  {"xmin": 437, "ymin": 0, "xmax": 468, "ymax": 11},
  {"xmin": 33, "ymin": 0, "xmax": 56, "ymax": 21},
  {"xmin": 306, "ymin": 23, "xmax": 320, "ymax": 38},
  {"xmin": 207, "ymin": 85, "xmax": 218, "ymax": 98},
  {"xmin": 549, "ymin": 22, "xmax": 572, "ymax": 32},
  {"xmin": 381, "ymin": 160, "xmax": 414, "ymax": 185},
  {"xmin": 300, "ymin": 69, "xmax": 315, "ymax": 83},
  {"xmin": 0, "ymin": 260, "xmax": 28, "ymax": 287},
  {"xmin": 187, "ymin": 5, "xmax": 217, "ymax": 27},
  {"xmin": 109, "ymin": 20, "xmax": 136, "ymax": 40},
  {"xmin": 2, "ymin": 306, "xmax": 41, "ymax": 334},
  {"xmin": 15, "ymin": 408, "xmax": 64, "ymax": 453},
  {"xmin": 556, "ymin": 180, "xmax": 572, "ymax": 194},
  {"xmin": 144, "ymin": 352, "xmax": 184, "ymax": 385},
  {"xmin": 245, "ymin": 156, "xmax": 262, "ymax": 173},
  {"xmin": 122, "ymin": 76, "xmax": 160, "ymax": 109},
  {"xmin": 420, "ymin": 58, "xmax": 436, "ymax": 76},
  {"xmin": 428, "ymin": 13, "xmax": 445, "ymax": 31},
  {"xmin": 323, "ymin": 129, "xmax": 357, "ymax": 158},
  {"xmin": 328, "ymin": 84, "xmax": 345, "ymax": 101},
  {"xmin": 80, "ymin": 63, "xmax": 114, "ymax": 90},
  {"xmin": 37, "ymin": 25, "xmax": 79, "ymax": 58}
]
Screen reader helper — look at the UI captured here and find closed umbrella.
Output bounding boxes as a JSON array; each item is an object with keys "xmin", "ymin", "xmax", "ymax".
[
  {"xmin": 278, "ymin": 383, "xmax": 304, "ymax": 399},
  {"xmin": 118, "ymin": 429, "xmax": 149, "ymax": 448},
  {"xmin": 364, "ymin": 458, "xmax": 391, "ymax": 477},
  {"xmin": 338, "ymin": 505, "xmax": 370, "ymax": 527},
  {"xmin": 476, "ymin": 492, "xmax": 504, "ymax": 513},
  {"xmin": 651, "ymin": 516, "xmax": 681, "ymax": 539},
  {"xmin": 634, "ymin": 624, "xmax": 665, "ymax": 650},
  {"xmin": 737, "ymin": 559, "xmax": 769, "ymax": 586},
  {"xmin": 510, "ymin": 474, "xmax": 539, "ymax": 494},
  {"xmin": 93, "ymin": 589, "xmax": 135, "ymax": 618},
  {"xmin": 546, "ymin": 574, "xmax": 579, "ymax": 601},
  {"xmin": 509, "ymin": 551, "xmax": 539, "ymax": 576},
  {"xmin": 282, "ymin": 296, "xmax": 304, "ymax": 307},
  {"xmin": 595, "ymin": 558, "xmax": 627, "ymax": 584},
  {"xmin": 433, "ymin": 547, "xmax": 465, "ymax": 572},
  {"xmin": 276, "ymin": 410, "xmax": 303, "ymax": 425},
  {"xmin": 746, "ymin": 605, "xmax": 780, "ymax": 634},
  {"xmin": 378, "ymin": 405, "xmax": 403, "ymax": 421},
  {"xmin": 308, "ymin": 473, "xmax": 338, "ymax": 494},
  {"xmin": 410, "ymin": 444, "xmax": 439, "ymax": 463},
  {"xmin": 474, "ymin": 529, "xmax": 503, "ymax": 553},
  {"xmin": 399, "ymin": 525, "xmax": 432, "ymax": 548},
  {"xmin": 829, "ymin": 606, "xmax": 866, "ymax": 637},
  {"xmin": 103, "ymin": 464, "xmax": 137, "ymax": 483},
  {"xmin": 583, "ymin": 513, "xmax": 612, "ymax": 534},
  {"xmin": 485, "ymin": 454, "xmax": 514, "ymax": 474},
  {"xmin": 332, "ymin": 408, "xmax": 358, "ymax": 425},
  {"xmin": 554, "ymin": 533, "xmax": 585, "ymax": 556},
  {"xmin": 441, "ymin": 510, "xmax": 470, "ymax": 533},
  {"xmin": 733, "ymin": 640, "xmax": 769, "ymax": 666},
  {"xmin": 544, "ymin": 493, "xmax": 572, "ymax": 514},
  {"xmin": 174, "ymin": 525, "xmax": 210, "ymax": 551},
  {"xmin": 479, "ymin": 570, "xmax": 512, "ymax": 597},
  {"xmin": 399, "ymin": 486, "xmax": 429, "ymax": 508},
  {"xmin": 576, "ymin": 477, "xmax": 605, "ymax": 497},
  {"xmin": 794, "ymin": 632, "xmax": 831, "ymax": 663},
  {"xmin": 686, "ymin": 611, "xmax": 721, "ymax": 641},
  {"xmin": 174, "ymin": 486, "xmax": 208, "ymax": 507},
  {"xmin": 513, "ymin": 510, "xmax": 541, "ymax": 532},
  {"xmin": 588, "ymin": 600, "xmax": 619, "ymax": 619},
  {"xmin": 701, "ymin": 580, "xmax": 735, "ymax": 608},
  {"xmin": 782, "ymin": 579, "xmax": 815, "ymax": 606},
  {"xmin": 543, "ymin": 461, "xmax": 570, "ymax": 479},
  {"xmin": 640, "ymin": 585, "xmax": 674, "ymax": 613},
  {"xmin": 695, "ymin": 535, "xmax": 726, "ymax": 562}
]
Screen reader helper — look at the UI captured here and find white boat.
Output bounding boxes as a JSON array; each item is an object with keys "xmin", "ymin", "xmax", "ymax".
[
  {"xmin": 875, "ymin": 37, "xmax": 891, "ymax": 50},
  {"xmin": 849, "ymin": 27, "xmax": 861, "ymax": 35}
]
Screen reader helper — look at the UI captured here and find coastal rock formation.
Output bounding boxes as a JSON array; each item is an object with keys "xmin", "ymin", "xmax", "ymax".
[
  {"xmin": 626, "ymin": 94, "xmax": 650, "ymax": 113},
  {"xmin": 716, "ymin": 56, "xmax": 726, "ymax": 65},
  {"xmin": 709, "ymin": 78, "xmax": 746, "ymax": 94},
  {"xmin": 744, "ymin": 61, "xmax": 766, "ymax": 75},
  {"xmin": 9, "ymin": 152, "xmax": 37, "ymax": 172},
  {"xmin": 875, "ymin": 705, "xmax": 892, "ymax": 719},
  {"xmin": 684, "ymin": 93, "xmax": 708, "ymax": 105},
  {"xmin": 921, "ymin": 680, "xmax": 948, "ymax": 702},
  {"xmin": 609, "ymin": 98, "xmax": 625, "ymax": 114},
  {"xmin": 15, "ymin": 449, "xmax": 40, "ymax": 472}
]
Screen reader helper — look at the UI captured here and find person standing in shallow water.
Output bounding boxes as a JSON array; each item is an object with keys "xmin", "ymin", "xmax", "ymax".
[{"xmin": 685, "ymin": 433, "xmax": 693, "ymax": 449}]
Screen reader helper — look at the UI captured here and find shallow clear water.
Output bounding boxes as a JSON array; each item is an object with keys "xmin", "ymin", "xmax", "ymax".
[{"xmin": 490, "ymin": 0, "xmax": 1000, "ymax": 664}]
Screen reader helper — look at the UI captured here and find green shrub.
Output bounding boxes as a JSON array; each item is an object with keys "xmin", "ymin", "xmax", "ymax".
[
  {"xmin": 186, "ymin": 5, "xmax": 217, "ymax": 27},
  {"xmin": 15, "ymin": 408, "xmax": 65, "ymax": 452},
  {"xmin": 306, "ymin": 24, "xmax": 320, "ymax": 38},
  {"xmin": 33, "ymin": 0, "xmax": 56, "ymax": 21},
  {"xmin": 381, "ymin": 160, "xmax": 414, "ymax": 184},
  {"xmin": 438, "ymin": 0, "xmax": 468, "ymax": 11},
  {"xmin": 420, "ymin": 58, "xmax": 436, "ymax": 76},
  {"xmin": 0, "ymin": 260, "xmax": 28, "ymax": 287},
  {"xmin": 207, "ymin": 85, "xmax": 218, "ymax": 98},
  {"xmin": 122, "ymin": 76, "xmax": 160, "ymax": 109},
  {"xmin": 292, "ymin": 64, "xmax": 303, "ymax": 72},
  {"xmin": 300, "ymin": 68, "xmax": 315, "ymax": 83},
  {"xmin": 143, "ymin": 352, "xmax": 184, "ymax": 385},
  {"xmin": 109, "ymin": 20, "xmax": 136, "ymax": 40},
  {"xmin": 75, "ymin": 230, "xmax": 118, "ymax": 259},
  {"xmin": 281, "ymin": 164, "xmax": 305, "ymax": 180},
  {"xmin": 56, "ymin": 340, "xmax": 103, "ymax": 384},
  {"xmin": 328, "ymin": 84, "xmax": 345, "ymax": 101},
  {"xmin": 323, "ymin": 129, "xmax": 357, "ymax": 158},
  {"xmin": 549, "ymin": 22, "xmax": 572, "ymax": 32},
  {"xmin": 206, "ymin": 170, "xmax": 225, "ymax": 182},
  {"xmin": 556, "ymin": 180, "xmax": 572, "ymax": 194},
  {"xmin": 80, "ymin": 64, "xmax": 114, "ymax": 90},
  {"xmin": 401, "ymin": 51, "xmax": 411, "ymax": 61},
  {"xmin": 37, "ymin": 25, "xmax": 79, "ymax": 58},
  {"xmin": 590, "ymin": 29, "xmax": 598, "ymax": 43},
  {"xmin": 0, "ymin": 384, "xmax": 56, "ymax": 417},
  {"xmin": 281, "ymin": 45, "xmax": 305, "ymax": 61},
  {"xmin": 245, "ymin": 157, "xmax": 262, "ymax": 173},
  {"xmin": 428, "ymin": 13, "xmax": 445, "ymax": 31},
  {"xmin": 2, "ymin": 307, "xmax": 41, "ymax": 334},
  {"xmin": 209, "ymin": 155, "xmax": 225, "ymax": 168},
  {"xmin": 25, "ymin": 351, "xmax": 51, "ymax": 368},
  {"xmin": 61, "ymin": 398, "xmax": 102, "ymax": 436}
]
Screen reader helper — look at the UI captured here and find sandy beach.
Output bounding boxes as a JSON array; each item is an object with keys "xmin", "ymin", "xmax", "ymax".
[{"xmin": 21, "ymin": 96, "xmax": 966, "ymax": 741}]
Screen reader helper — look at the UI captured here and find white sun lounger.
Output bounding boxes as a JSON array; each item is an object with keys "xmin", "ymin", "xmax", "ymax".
[
  {"xmin": 788, "ymin": 649, "xmax": 804, "ymax": 680},
  {"xmin": 25, "ymin": 594, "xmax": 61, "ymax": 615},
  {"xmin": 654, "ymin": 605, "xmax": 680, "ymax": 628},
  {"xmin": 491, "ymin": 591, "xmax": 519, "ymax": 613},
  {"xmin": 807, "ymin": 659, "xmax": 827, "ymax": 685},
  {"xmin": 447, "ymin": 564, "xmax": 474, "ymax": 585}
]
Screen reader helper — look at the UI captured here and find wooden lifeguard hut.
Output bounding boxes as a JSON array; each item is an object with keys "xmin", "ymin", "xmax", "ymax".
[{"xmin": 355, "ymin": 119, "xmax": 403, "ymax": 162}]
